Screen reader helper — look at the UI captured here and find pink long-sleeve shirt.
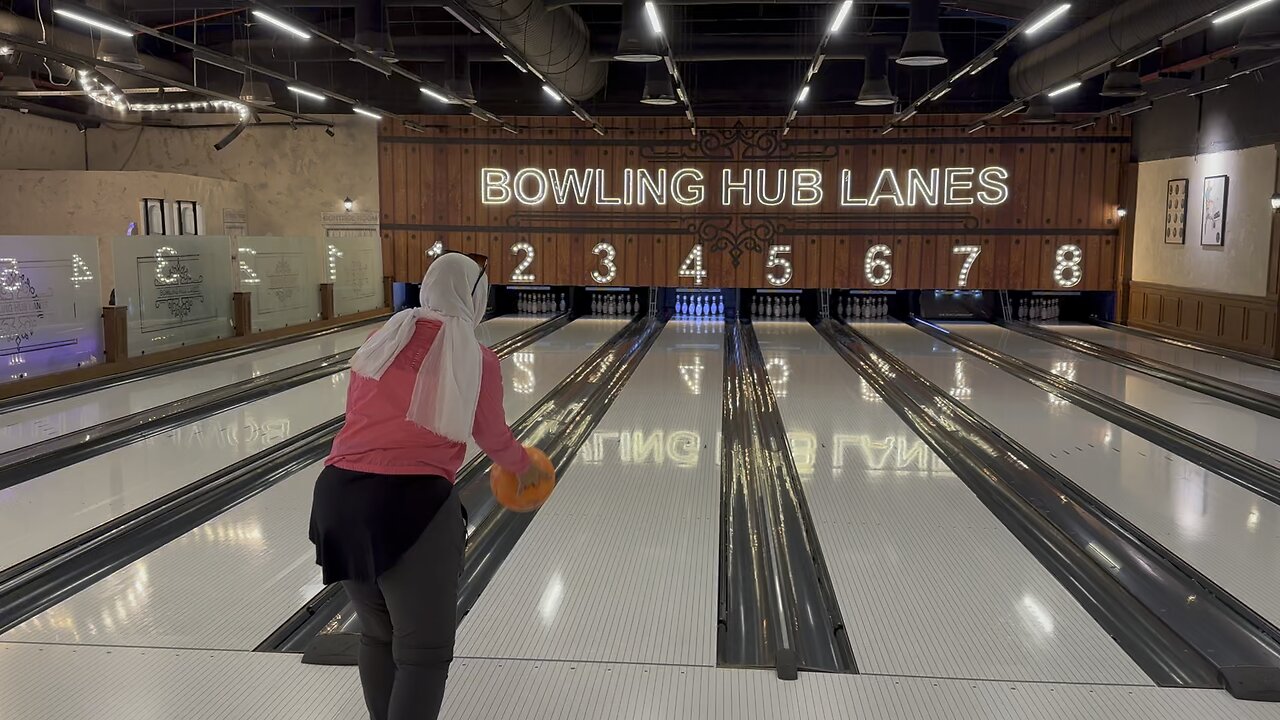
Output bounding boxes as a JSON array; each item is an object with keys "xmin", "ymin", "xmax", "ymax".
[{"xmin": 325, "ymin": 319, "xmax": 532, "ymax": 480}]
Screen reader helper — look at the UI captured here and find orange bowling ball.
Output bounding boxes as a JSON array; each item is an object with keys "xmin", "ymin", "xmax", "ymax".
[{"xmin": 490, "ymin": 446, "xmax": 557, "ymax": 512}]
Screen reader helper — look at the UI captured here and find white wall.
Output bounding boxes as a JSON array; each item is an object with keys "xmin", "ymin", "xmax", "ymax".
[
  {"xmin": 85, "ymin": 114, "xmax": 378, "ymax": 239},
  {"xmin": 1131, "ymin": 143, "xmax": 1278, "ymax": 297},
  {"xmin": 0, "ymin": 110, "xmax": 87, "ymax": 170}
]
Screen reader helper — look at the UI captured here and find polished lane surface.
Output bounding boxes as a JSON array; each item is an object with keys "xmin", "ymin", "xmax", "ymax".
[
  {"xmin": 1048, "ymin": 324, "xmax": 1280, "ymax": 396},
  {"xmin": 754, "ymin": 322, "xmax": 1149, "ymax": 685},
  {"xmin": 947, "ymin": 324, "xmax": 1280, "ymax": 470},
  {"xmin": 455, "ymin": 320, "xmax": 723, "ymax": 667},
  {"xmin": 0, "ymin": 317, "xmax": 539, "ymax": 575},
  {"xmin": 857, "ymin": 322, "xmax": 1280, "ymax": 631},
  {"xmin": 1, "ymin": 319, "xmax": 627, "ymax": 650}
]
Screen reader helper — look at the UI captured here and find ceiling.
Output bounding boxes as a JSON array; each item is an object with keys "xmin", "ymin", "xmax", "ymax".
[{"xmin": 0, "ymin": 0, "xmax": 1276, "ymax": 130}]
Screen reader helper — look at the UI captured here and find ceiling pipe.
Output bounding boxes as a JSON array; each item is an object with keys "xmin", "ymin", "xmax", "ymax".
[
  {"xmin": 456, "ymin": 0, "xmax": 605, "ymax": 100},
  {"xmin": 1007, "ymin": 0, "xmax": 1232, "ymax": 98},
  {"xmin": 0, "ymin": 9, "xmax": 192, "ymax": 86}
]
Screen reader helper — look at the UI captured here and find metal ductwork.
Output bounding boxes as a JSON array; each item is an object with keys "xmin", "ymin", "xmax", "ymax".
[
  {"xmin": 461, "ymin": 0, "xmax": 606, "ymax": 100},
  {"xmin": 1008, "ymin": 0, "xmax": 1227, "ymax": 98},
  {"xmin": 0, "ymin": 10, "xmax": 191, "ymax": 86}
]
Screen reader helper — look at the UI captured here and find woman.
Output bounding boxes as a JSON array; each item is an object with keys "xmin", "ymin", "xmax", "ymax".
[{"xmin": 310, "ymin": 252, "xmax": 547, "ymax": 720}]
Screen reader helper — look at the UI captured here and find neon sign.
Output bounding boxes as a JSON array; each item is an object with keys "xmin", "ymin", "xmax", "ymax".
[{"xmin": 482, "ymin": 166, "xmax": 1011, "ymax": 208}]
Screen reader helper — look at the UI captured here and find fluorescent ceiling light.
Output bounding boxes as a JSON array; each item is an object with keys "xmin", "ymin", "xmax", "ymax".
[
  {"xmin": 288, "ymin": 86, "xmax": 326, "ymax": 101},
  {"xmin": 1188, "ymin": 82, "xmax": 1230, "ymax": 96},
  {"xmin": 1025, "ymin": 3, "xmax": 1070, "ymax": 35},
  {"xmin": 966, "ymin": 123, "xmax": 986, "ymax": 134},
  {"xmin": 0, "ymin": 45, "xmax": 13, "ymax": 55},
  {"xmin": 829, "ymin": 0, "xmax": 853, "ymax": 34},
  {"xmin": 444, "ymin": 7, "xmax": 480, "ymax": 34},
  {"xmin": 502, "ymin": 55, "xmax": 527, "ymax": 73},
  {"xmin": 1118, "ymin": 46, "xmax": 1160, "ymax": 66},
  {"xmin": 541, "ymin": 84, "xmax": 562, "ymax": 101},
  {"xmin": 353, "ymin": 107, "xmax": 383, "ymax": 119},
  {"xmin": 252, "ymin": 10, "xmax": 311, "ymax": 40},
  {"xmin": 1047, "ymin": 80, "xmax": 1081, "ymax": 97},
  {"xmin": 53, "ymin": 8, "xmax": 134, "ymax": 38},
  {"xmin": 1213, "ymin": 0, "xmax": 1276, "ymax": 24},
  {"xmin": 969, "ymin": 56, "xmax": 998, "ymax": 75},
  {"xmin": 420, "ymin": 87, "xmax": 449, "ymax": 103},
  {"xmin": 900, "ymin": 109, "xmax": 917, "ymax": 121},
  {"xmin": 881, "ymin": 125, "xmax": 895, "ymax": 135},
  {"xmin": 797, "ymin": 85, "xmax": 810, "ymax": 102},
  {"xmin": 933, "ymin": 86, "xmax": 951, "ymax": 100},
  {"xmin": 1119, "ymin": 103, "xmax": 1152, "ymax": 116},
  {"xmin": 1073, "ymin": 121, "xmax": 1097, "ymax": 130},
  {"xmin": 677, "ymin": 87, "xmax": 687, "ymax": 103},
  {"xmin": 644, "ymin": 1, "xmax": 663, "ymax": 35},
  {"xmin": 1001, "ymin": 104, "xmax": 1025, "ymax": 117},
  {"xmin": 349, "ymin": 55, "xmax": 392, "ymax": 77}
]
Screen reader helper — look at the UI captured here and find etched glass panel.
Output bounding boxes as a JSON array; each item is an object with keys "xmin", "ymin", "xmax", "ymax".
[
  {"xmin": 236, "ymin": 237, "xmax": 322, "ymax": 332},
  {"xmin": 111, "ymin": 235, "xmax": 234, "ymax": 355},
  {"xmin": 326, "ymin": 235, "xmax": 383, "ymax": 316}
]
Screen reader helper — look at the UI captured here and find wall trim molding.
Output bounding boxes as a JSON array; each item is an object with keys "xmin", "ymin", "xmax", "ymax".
[{"xmin": 1127, "ymin": 280, "xmax": 1278, "ymax": 358}]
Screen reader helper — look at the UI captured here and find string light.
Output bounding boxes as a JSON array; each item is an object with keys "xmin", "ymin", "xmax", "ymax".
[
  {"xmin": 765, "ymin": 245, "xmax": 793, "ymax": 286},
  {"xmin": 953, "ymin": 245, "xmax": 982, "ymax": 287},
  {"xmin": 510, "ymin": 242, "xmax": 536, "ymax": 282},
  {"xmin": 590, "ymin": 242, "xmax": 618, "ymax": 283},
  {"xmin": 677, "ymin": 244, "xmax": 706, "ymax": 285},
  {"xmin": 1054, "ymin": 244, "xmax": 1083, "ymax": 287},
  {"xmin": 864, "ymin": 244, "xmax": 892, "ymax": 286}
]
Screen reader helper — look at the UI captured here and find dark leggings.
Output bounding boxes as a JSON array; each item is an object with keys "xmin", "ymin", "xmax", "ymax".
[{"xmin": 342, "ymin": 492, "xmax": 465, "ymax": 720}]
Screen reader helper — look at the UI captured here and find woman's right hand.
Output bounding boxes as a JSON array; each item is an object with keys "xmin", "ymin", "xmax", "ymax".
[{"xmin": 515, "ymin": 462, "xmax": 551, "ymax": 493}]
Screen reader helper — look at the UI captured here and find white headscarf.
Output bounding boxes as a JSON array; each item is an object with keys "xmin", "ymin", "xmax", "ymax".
[{"xmin": 349, "ymin": 253, "xmax": 489, "ymax": 442}]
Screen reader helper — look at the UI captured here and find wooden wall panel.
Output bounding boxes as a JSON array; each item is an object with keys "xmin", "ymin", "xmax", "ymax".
[
  {"xmin": 1127, "ymin": 281, "xmax": 1279, "ymax": 359},
  {"xmin": 379, "ymin": 114, "xmax": 1129, "ymax": 290}
]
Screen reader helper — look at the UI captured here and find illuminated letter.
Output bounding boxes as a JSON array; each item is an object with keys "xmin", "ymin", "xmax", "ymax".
[
  {"xmin": 548, "ymin": 168, "xmax": 594, "ymax": 205},
  {"xmin": 481, "ymin": 167, "xmax": 511, "ymax": 204},
  {"xmin": 721, "ymin": 168, "xmax": 752, "ymax": 206},
  {"xmin": 792, "ymin": 169, "xmax": 823, "ymax": 206},
  {"xmin": 906, "ymin": 168, "xmax": 940, "ymax": 206},
  {"xmin": 672, "ymin": 168, "xmax": 705, "ymax": 206},
  {"xmin": 868, "ymin": 168, "xmax": 906, "ymax": 207},
  {"xmin": 944, "ymin": 167, "xmax": 975, "ymax": 205},
  {"xmin": 756, "ymin": 169, "xmax": 787, "ymax": 207},
  {"xmin": 512, "ymin": 168, "xmax": 548, "ymax": 205},
  {"xmin": 636, "ymin": 169, "xmax": 667, "ymax": 205},
  {"xmin": 594, "ymin": 168, "xmax": 622, "ymax": 205},
  {"xmin": 977, "ymin": 166, "xmax": 1010, "ymax": 206},
  {"xmin": 840, "ymin": 169, "xmax": 868, "ymax": 206},
  {"xmin": 623, "ymin": 168, "xmax": 636, "ymax": 205}
]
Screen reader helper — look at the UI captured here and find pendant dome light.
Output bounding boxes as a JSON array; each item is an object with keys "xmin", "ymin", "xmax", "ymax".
[
  {"xmin": 1022, "ymin": 94, "xmax": 1056, "ymax": 123},
  {"xmin": 897, "ymin": 0, "xmax": 948, "ymax": 67},
  {"xmin": 1100, "ymin": 69, "xmax": 1145, "ymax": 97},
  {"xmin": 640, "ymin": 61, "xmax": 678, "ymax": 105},
  {"xmin": 444, "ymin": 47, "xmax": 476, "ymax": 104},
  {"xmin": 96, "ymin": 35, "xmax": 144, "ymax": 70},
  {"xmin": 234, "ymin": 36, "xmax": 274, "ymax": 106},
  {"xmin": 616, "ymin": 0, "xmax": 663, "ymax": 62},
  {"xmin": 856, "ymin": 46, "xmax": 897, "ymax": 106}
]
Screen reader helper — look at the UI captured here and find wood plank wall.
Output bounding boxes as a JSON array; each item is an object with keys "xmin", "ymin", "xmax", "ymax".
[{"xmin": 378, "ymin": 114, "xmax": 1130, "ymax": 290}]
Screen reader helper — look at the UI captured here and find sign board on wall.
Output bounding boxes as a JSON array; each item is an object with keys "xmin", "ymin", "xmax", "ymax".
[
  {"xmin": 236, "ymin": 236, "xmax": 322, "ymax": 331},
  {"xmin": 0, "ymin": 236, "xmax": 104, "ymax": 383},
  {"xmin": 378, "ymin": 116, "xmax": 1130, "ymax": 290},
  {"xmin": 111, "ymin": 235, "xmax": 234, "ymax": 355}
]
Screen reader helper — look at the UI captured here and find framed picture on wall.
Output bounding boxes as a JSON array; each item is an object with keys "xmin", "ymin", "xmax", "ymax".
[
  {"xmin": 1201, "ymin": 175, "xmax": 1228, "ymax": 247},
  {"xmin": 1164, "ymin": 179, "xmax": 1188, "ymax": 244},
  {"xmin": 142, "ymin": 198, "xmax": 166, "ymax": 236},
  {"xmin": 176, "ymin": 201, "xmax": 200, "ymax": 235}
]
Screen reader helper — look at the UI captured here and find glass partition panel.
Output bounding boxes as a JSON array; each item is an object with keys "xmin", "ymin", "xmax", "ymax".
[
  {"xmin": 111, "ymin": 235, "xmax": 234, "ymax": 356},
  {"xmin": 236, "ymin": 237, "xmax": 322, "ymax": 332},
  {"xmin": 0, "ymin": 236, "xmax": 104, "ymax": 383},
  {"xmin": 326, "ymin": 236, "xmax": 384, "ymax": 316}
]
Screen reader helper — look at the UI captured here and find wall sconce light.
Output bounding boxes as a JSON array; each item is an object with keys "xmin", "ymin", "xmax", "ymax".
[
  {"xmin": 343, "ymin": 197, "xmax": 354, "ymax": 212},
  {"xmin": 1271, "ymin": 193, "xmax": 1280, "ymax": 211},
  {"xmin": 1117, "ymin": 207, "xmax": 1128, "ymax": 218}
]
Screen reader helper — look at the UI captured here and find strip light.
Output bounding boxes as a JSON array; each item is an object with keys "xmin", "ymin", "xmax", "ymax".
[
  {"xmin": 251, "ymin": 10, "xmax": 312, "ymax": 40},
  {"xmin": 1025, "ymin": 3, "xmax": 1071, "ymax": 35},
  {"xmin": 1047, "ymin": 80, "xmax": 1081, "ymax": 97},
  {"xmin": 353, "ymin": 106, "xmax": 383, "ymax": 119},
  {"xmin": 933, "ymin": 86, "xmax": 951, "ymax": 100},
  {"xmin": 421, "ymin": 87, "xmax": 449, "ymax": 103},
  {"xmin": 1213, "ymin": 0, "xmax": 1277, "ymax": 24},
  {"xmin": 1119, "ymin": 103, "xmax": 1152, "ymax": 116},
  {"xmin": 1118, "ymin": 46, "xmax": 1160, "ymax": 66},
  {"xmin": 797, "ymin": 86, "xmax": 810, "ymax": 102},
  {"xmin": 288, "ymin": 86, "xmax": 325, "ymax": 101},
  {"xmin": 966, "ymin": 123, "xmax": 987, "ymax": 134},
  {"xmin": 444, "ymin": 6, "xmax": 481, "ymax": 34},
  {"xmin": 541, "ymin": 84, "xmax": 562, "ymax": 101},
  {"xmin": 829, "ymin": 0, "xmax": 854, "ymax": 33},
  {"xmin": 969, "ymin": 56, "xmax": 998, "ymax": 75},
  {"xmin": 502, "ymin": 54, "xmax": 527, "ymax": 73},
  {"xmin": 644, "ymin": 1, "xmax": 663, "ymax": 35},
  {"xmin": 1188, "ymin": 82, "xmax": 1230, "ymax": 97},
  {"xmin": 1001, "ymin": 104, "xmax": 1025, "ymax": 117},
  {"xmin": 53, "ymin": 8, "xmax": 134, "ymax": 38}
]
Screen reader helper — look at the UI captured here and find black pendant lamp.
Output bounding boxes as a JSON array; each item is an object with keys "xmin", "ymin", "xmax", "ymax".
[
  {"xmin": 616, "ymin": 0, "xmax": 663, "ymax": 62},
  {"xmin": 1100, "ymin": 69, "xmax": 1145, "ymax": 98},
  {"xmin": 856, "ymin": 46, "xmax": 897, "ymax": 106},
  {"xmin": 898, "ymin": 0, "xmax": 947, "ymax": 67},
  {"xmin": 445, "ymin": 47, "xmax": 476, "ymax": 104},
  {"xmin": 641, "ymin": 61, "xmax": 678, "ymax": 105}
]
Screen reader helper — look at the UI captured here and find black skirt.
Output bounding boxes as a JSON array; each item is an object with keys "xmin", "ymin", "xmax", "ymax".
[{"xmin": 309, "ymin": 465, "xmax": 456, "ymax": 585}]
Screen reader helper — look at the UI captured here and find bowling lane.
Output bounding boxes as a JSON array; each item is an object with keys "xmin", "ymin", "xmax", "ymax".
[
  {"xmin": 946, "ymin": 323, "xmax": 1280, "ymax": 471},
  {"xmin": 0, "ymin": 315, "xmax": 542, "ymax": 576},
  {"xmin": 1, "ymin": 319, "xmax": 626, "ymax": 650},
  {"xmin": 856, "ymin": 322, "xmax": 1280, "ymax": 631},
  {"xmin": 1048, "ymin": 324, "xmax": 1280, "ymax": 397},
  {"xmin": 754, "ymin": 322, "xmax": 1149, "ymax": 685},
  {"xmin": 455, "ymin": 320, "xmax": 723, "ymax": 667}
]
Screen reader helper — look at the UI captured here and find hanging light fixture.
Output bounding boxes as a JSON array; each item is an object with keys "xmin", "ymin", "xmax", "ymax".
[
  {"xmin": 96, "ymin": 35, "xmax": 144, "ymax": 71},
  {"xmin": 1023, "ymin": 94, "xmax": 1056, "ymax": 123},
  {"xmin": 640, "ymin": 62, "xmax": 678, "ymax": 105},
  {"xmin": 615, "ymin": 0, "xmax": 663, "ymax": 62},
  {"xmin": 856, "ymin": 46, "xmax": 897, "ymax": 106},
  {"xmin": 898, "ymin": 0, "xmax": 948, "ymax": 67},
  {"xmin": 234, "ymin": 38, "xmax": 274, "ymax": 106},
  {"xmin": 1100, "ymin": 69, "xmax": 1144, "ymax": 97},
  {"xmin": 444, "ymin": 47, "xmax": 476, "ymax": 104}
]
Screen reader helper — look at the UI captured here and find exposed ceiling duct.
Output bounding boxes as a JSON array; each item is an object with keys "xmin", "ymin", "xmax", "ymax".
[
  {"xmin": 461, "ymin": 0, "xmax": 606, "ymax": 100},
  {"xmin": 1007, "ymin": 0, "xmax": 1228, "ymax": 99},
  {"xmin": 353, "ymin": 0, "xmax": 396, "ymax": 60},
  {"xmin": 0, "ymin": 9, "xmax": 191, "ymax": 87}
]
